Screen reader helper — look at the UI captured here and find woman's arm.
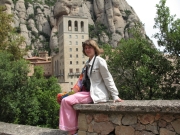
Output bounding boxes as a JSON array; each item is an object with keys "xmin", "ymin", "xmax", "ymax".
[
  {"xmin": 98, "ymin": 57, "xmax": 121, "ymax": 101},
  {"xmin": 99, "ymin": 58, "xmax": 123, "ymax": 102}
]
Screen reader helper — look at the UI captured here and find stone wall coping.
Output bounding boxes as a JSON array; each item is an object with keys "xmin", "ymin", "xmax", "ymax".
[{"xmin": 73, "ymin": 100, "xmax": 180, "ymax": 113}]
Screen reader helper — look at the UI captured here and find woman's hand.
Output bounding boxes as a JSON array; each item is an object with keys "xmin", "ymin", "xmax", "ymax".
[{"xmin": 113, "ymin": 98, "xmax": 123, "ymax": 103}]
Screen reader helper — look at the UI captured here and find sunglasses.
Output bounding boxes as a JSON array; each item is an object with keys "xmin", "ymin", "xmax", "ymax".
[{"xmin": 82, "ymin": 42, "xmax": 91, "ymax": 47}]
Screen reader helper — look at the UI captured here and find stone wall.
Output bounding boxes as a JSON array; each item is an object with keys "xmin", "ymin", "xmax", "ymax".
[
  {"xmin": 0, "ymin": 100, "xmax": 180, "ymax": 135},
  {"xmin": 74, "ymin": 100, "xmax": 180, "ymax": 135}
]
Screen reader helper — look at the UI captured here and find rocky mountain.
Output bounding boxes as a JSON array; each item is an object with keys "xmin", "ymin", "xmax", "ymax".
[{"xmin": 0, "ymin": 0, "xmax": 146, "ymax": 57}]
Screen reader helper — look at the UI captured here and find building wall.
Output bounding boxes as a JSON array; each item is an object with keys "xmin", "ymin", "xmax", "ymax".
[
  {"xmin": 34, "ymin": 62, "xmax": 52, "ymax": 77},
  {"xmin": 26, "ymin": 51, "xmax": 52, "ymax": 77},
  {"xmin": 27, "ymin": 64, "xmax": 34, "ymax": 76},
  {"xmin": 53, "ymin": 15, "xmax": 89, "ymax": 92}
]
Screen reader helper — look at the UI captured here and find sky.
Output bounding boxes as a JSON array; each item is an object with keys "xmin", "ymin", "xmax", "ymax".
[{"xmin": 126, "ymin": 0, "xmax": 180, "ymax": 51}]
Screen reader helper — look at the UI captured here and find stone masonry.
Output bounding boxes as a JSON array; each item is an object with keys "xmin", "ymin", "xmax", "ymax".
[
  {"xmin": 74, "ymin": 100, "xmax": 180, "ymax": 135},
  {"xmin": 0, "ymin": 100, "xmax": 180, "ymax": 135}
]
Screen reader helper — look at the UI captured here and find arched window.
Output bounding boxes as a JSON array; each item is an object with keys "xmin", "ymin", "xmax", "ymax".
[
  {"xmin": 81, "ymin": 21, "xmax": 84, "ymax": 32},
  {"xmin": 74, "ymin": 21, "xmax": 78, "ymax": 31},
  {"xmin": 68, "ymin": 20, "xmax": 72, "ymax": 31}
]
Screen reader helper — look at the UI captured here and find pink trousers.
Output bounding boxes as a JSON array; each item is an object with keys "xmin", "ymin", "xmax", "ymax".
[{"xmin": 59, "ymin": 92, "xmax": 92, "ymax": 134}]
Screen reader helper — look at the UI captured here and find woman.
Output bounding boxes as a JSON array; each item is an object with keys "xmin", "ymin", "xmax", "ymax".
[{"xmin": 58, "ymin": 39, "xmax": 123, "ymax": 135}]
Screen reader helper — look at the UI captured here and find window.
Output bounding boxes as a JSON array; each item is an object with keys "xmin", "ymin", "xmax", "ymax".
[
  {"xmin": 69, "ymin": 48, "xmax": 72, "ymax": 51},
  {"xmin": 83, "ymin": 61, "xmax": 85, "ymax": 64},
  {"xmin": 76, "ymin": 54, "xmax": 78, "ymax": 58},
  {"xmin": 69, "ymin": 35, "xmax": 72, "ymax": 38},
  {"xmin": 68, "ymin": 20, "xmax": 72, "ymax": 31},
  {"xmin": 76, "ymin": 48, "xmax": 78, "ymax": 51},
  {"xmin": 75, "ymin": 35, "xmax": 78, "ymax": 39},
  {"xmin": 76, "ymin": 61, "xmax": 78, "ymax": 65},
  {"xmin": 70, "ymin": 61, "xmax": 72, "ymax": 64},
  {"xmin": 82, "ymin": 35, "xmax": 84, "ymax": 39},
  {"xmin": 69, "ymin": 69, "xmax": 73, "ymax": 73},
  {"xmin": 76, "ymin": 68, "xmax": 79, "ymax": 73},
  {"xmin": 76, "ymin": 41, "xmax": 78, "ymax": 45},
  {"xmin": 69, "ymin": 41, "xmax": 72, "ymax": 45},
  {"xmin": 81, "ymin": 21, "xmax": 84, "ymax": 32},
  {"xmin": 74, "ymin": 21, "xmax": 78, "ymax": 31},
  {"xmin": 71, "ymin": 82, "xmax": 73, "ymax": 85},
  {"xmin": 70, "ymin": 54, "xmax": 72, "ymax": 58}
]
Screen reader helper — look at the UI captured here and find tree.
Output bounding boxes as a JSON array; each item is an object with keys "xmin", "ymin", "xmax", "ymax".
[
  {"xmin": 0, "ymin": 6, "xmax": 26, "ymax": 60},
  {"xmin": 0, "ymin": 5, "xmax": 60, "ymax": 128},
  {"xmin": 153, "ymin": 0, "xmax": 180, "ymax": 99},
  {"xmin": 0, "ymin": 51, "xmax": 61, "ymax": 128},
  {"xmin": 22, "ymin": 66, "xmax": 61, "ymax": 128},
  {"xmin": 0, "ymin": 51, "xmax": 30, "ymax": 123},
  {"xmin": 102, "ymin": 23, "xmax": 173, "ymax": 100}
]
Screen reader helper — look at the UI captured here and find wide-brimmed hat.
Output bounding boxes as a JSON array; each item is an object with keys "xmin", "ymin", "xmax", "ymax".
[{"xmin": 82, "ymin": 39, "xmax": 103, "ymax": 56}]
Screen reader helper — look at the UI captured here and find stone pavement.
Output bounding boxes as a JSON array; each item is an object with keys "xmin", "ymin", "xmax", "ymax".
[{"xmin": 0, "ymin": 122, "xmax": 67, "ymax": 135}]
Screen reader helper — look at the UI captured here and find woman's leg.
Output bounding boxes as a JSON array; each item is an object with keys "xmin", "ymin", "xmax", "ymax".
[{"xmin": 59, "ymin": 92, "xmax": 92, "ymax": 134}]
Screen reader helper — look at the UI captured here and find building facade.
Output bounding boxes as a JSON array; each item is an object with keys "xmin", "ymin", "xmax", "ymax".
[
  {"xmin": 52, "ymin": 15, "xmax": 89, "ymax": 92},
  {"xmin": 26, "ymin": 51, "xmax": 52, "ymax": 77}
]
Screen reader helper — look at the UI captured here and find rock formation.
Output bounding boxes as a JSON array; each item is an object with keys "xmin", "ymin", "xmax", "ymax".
[{"xmin": 1, "ymin": 0, "xmax": 146, "ymax": 56}]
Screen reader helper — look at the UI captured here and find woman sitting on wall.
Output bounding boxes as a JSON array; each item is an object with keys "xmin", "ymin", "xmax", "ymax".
[{"xmin": 57, "ymin": 39, "xmax": 123, "ymax": 135}]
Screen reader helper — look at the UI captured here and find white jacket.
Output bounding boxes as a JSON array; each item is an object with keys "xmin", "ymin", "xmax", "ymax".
[{"xmin": 86, "ymin": 56, "xmax": 119, "ymax": 103}]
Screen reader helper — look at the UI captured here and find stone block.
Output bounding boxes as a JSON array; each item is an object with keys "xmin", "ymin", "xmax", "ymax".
[
  {"xmin": 160, "ymin": 128, "xmax": 176, "ymax": 135},
  {"xmin": 93, "ymin": 122, "xmax": 114, "ymax": 134},
  {"xmin": 94, "ymin": 114, "xmax": 109, "ymax": 122},
  {"xmin": 122, "ymin": 114, "xmax": 137, "ymax": 125},
  {"xmin": 115, "ymin": 125, "xmax": 135, "ymax": 135},
  {"xmin": 138, "ymin": 114, "xmax": 155, "ymax": 125},
  {"xmin": 171, "ymin": 119, "xmax": 180, "ymax": 134},
  {"xmin": 78, "ymin": 113, "xmax": 88, "ymax": 131}
]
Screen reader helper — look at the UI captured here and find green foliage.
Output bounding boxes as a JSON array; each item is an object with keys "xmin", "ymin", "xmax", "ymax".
[
  {"xmin": 153, "ymin": 0, "xmax": 180, "ymax": 99},
  {"xmin": 53, "ymin": 48, "xmax": 59, "ymax": 53},
  {"xmin": 154, "ymin": 0, "xmax": 180, "ymax": 55},
  {"xmin": 102, "ymin": 24, "xmax": 174, "ymax": 99},
  {"xmin": 31, "ymin": 31, "xmax": 38, "ymax": 38},
  {"xmin": 123, "ymin": 10, "xmax": 132, "ymax": 20},
  {"xmin": 0, "ymin": 6, "xmax": 26, "ymax": 60},
  {"xmin": 0, "ymin": 6, "xmax": 13, "ymax": 50},
  {"xmin": 89, "ymin": 22, "xmax": 111, "ymax": 42},
  {"xmin": 26, "ymin": 66, "xmax": 61, "ymax": 128},
  {"xmin": 0, "ymin": 52, "xmax": 61, "ymax": 128},
  {"xmin": 0, "ymin": 51, "xmax": 30, "ymax": 122},
  {"xmin": 28, "ymin": 14, "xmax": 35, "ymax": 20},
  {"xmin": 44, "ymin": 0, "xmax": 56, "ymax": 6},
  {"xmin": 14, "ymin": 27, "xmax": 21, "ymax": 33},
  {"xmin": 39, "ymin": 31, "xmax": 50, "ymax": 41},
  {"xmin": 39, "ymin": 31, "xmax": 51, "ymax": 54}
]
